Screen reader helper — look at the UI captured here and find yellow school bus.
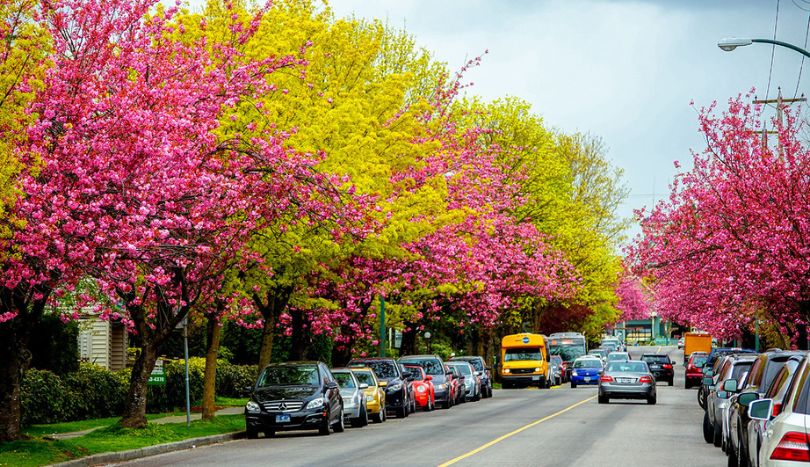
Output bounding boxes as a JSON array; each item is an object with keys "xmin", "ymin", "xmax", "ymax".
[{"xmin": 499, "ymin": 333, "xmax": 551, "ymax": 388}]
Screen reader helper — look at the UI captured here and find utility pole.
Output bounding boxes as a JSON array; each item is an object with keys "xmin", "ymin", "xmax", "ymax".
[{"xmin": 753, "ymin": 88, "xmax": 806, "ymax": 158}]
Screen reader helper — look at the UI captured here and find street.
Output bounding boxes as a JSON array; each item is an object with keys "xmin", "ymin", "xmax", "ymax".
[{"xmin": 117, "ymin": 347, "xmax": 725, "ymax": 467}]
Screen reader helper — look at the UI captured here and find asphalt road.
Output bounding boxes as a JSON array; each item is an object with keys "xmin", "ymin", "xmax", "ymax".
[{"xmin": 116, "ymin": 346, "xmax": 726, "ymax": 467}]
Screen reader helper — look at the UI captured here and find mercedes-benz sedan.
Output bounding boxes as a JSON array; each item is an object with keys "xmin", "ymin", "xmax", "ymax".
[{"xmin": 598, "ymin": 360, "xmax": 657, "ymax": 405}]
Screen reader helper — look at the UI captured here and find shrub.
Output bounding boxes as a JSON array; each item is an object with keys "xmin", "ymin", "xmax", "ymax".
[
  {"xmin": 21, "ymin": 369, "xmax": 70, "ymax": 426},
  {"xmin": 216, "ymin": 362, "xmax": 258, "ymax": 397},
  {"xmin": 63, "ymin": 363, "xmax": 128, "ymax": 420}
]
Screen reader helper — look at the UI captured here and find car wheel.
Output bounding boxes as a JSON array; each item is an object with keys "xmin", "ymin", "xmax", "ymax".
[
  {"xmin": 396, "ymin": 404, "xmax": 408, "ymax": 418},
  {"xmin": 703, "ymin": 411, "xmax": 714, "ymax": 444},
  {"xmin": 319, "ymin": 412, "xmax": 331, "ymax": 436},
  {"xmin": 668, "ymin": 378, "xmax": 674, "ymax": 387},
  {"xmin": 374, "ymin": 403, "xmax": 386, "ymax": 423},
  {"xmin": 571, "ymin": 381, "xmax": 577, "ymax": 389},
  {"xmin": 351, "ymin": 405, "xmax": 367, "ymax": 428},
  {"xmin": 598, "ymin": 395, "xmax": 608, "ymax": 404},
  {"xmin": 738, "ymin": 431, "xmax": 749, "ymax": 467},
  {"xmin": 647, "ymin": 395, "xmax": 657, "ymax": 405},
  {"xmin": 698, "ymin": 386, "xmax": 706, "ymax": 409},
  {"xmin": 264, "ymin": 430, "xmax": 275, "ymax": 438},
  {"xmin": 728, "ymin": 440, "xmax": 738, "ymax": 467},
  {"xmin": 246, "ymin": 426, "xmax": 259, "ymax": 439},
  {"xmin": 713, "ymin": 417, "xmax": 722, "ymax": 447},
  {"xmin": 333, "ymin": 408, "xmax": 345, "ymax": 433},
  {"xmin": 685, "ymin": 380, "xmax": 692, "ymax": 389}
]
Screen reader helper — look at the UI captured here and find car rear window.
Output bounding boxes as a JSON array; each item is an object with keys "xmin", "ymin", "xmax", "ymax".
[
  {"xmin": 607, "ymin": 362, "xmax": 648, "ymax": 373},
  {"xmin": 692, "ymin": 356, "xmax": 708, "ymax": 367},
  {"xmin": 641, "ymin": 355, "xmax": 669, "ymax": 363}
]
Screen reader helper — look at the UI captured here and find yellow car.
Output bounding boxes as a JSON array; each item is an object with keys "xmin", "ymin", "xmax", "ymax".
[{"xmin": 351, "ymin": 367, "xmax": 386, "ymax": 423}]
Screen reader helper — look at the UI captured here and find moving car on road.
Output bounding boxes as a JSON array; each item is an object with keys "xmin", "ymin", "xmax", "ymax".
[
  {"xmin": 331, "ymin": 368, "xmax": 369, "ymax": 428},
  {"xmin": 640, "ymin": 354, "xmax": 674, "ymax": 386},
  {"xmin": 399, "ymin": 355, "xmax": 453, "ymax": 409},
  {"xmin": 350, "ymin": 367, "xmax": 386, "ymax": 423},
  {"xmin": 500, "ymin": 333, "xmax": 552, "ymax": 388},
  {"xmin": 549, "ymin": 332, "xmax": 587, "ymax": 381},
  {"xmin": 245, "ymin": 361, "xmax": 344, "ymax": 438},
  {"xmin": 598, "ymin": 360, "xmax": 657, "ymax": 405},
  {"xmin": 607, "ymin": 352, "xmax": 631, "ymax": 363},
  {"xmin": 348, "ymin": 357, "xmax": 411, "ymax": 418},
  {"xmin": 570, "ymin": 356, "xmax": 603, "ymax": 388},
  {"xmin": 403, "ymin": 365, "xmax": 435, "ymax": 411}
]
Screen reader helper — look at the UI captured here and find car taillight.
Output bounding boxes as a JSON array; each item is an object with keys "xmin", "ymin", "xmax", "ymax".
[
  {"xmin": 773, "ymin": 402, "xmax": 783, "ymax": 417},
  {"xmin": 600, "ymin": 375, "xmax": 613, "ymax": 382},
  {"xmin": 663, "ymin": 364, "xmax": 672, "ymax": 369},
  {"xmin": 639, "ymin": 376, "xmax": 654, "ymax": 384},
  {"xmin": 770, "ymin": 431, "xmax": 810, "ymax": 462}
]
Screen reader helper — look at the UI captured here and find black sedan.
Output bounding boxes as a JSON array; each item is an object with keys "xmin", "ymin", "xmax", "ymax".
[
  {"xmin": 640, "ymin": 354, "xmax": 674, "ymax": 386},
  {"xmin": 245, "ymin": 361, "xmax": 345, "ymax": 438},
  {"xmin": 598, "ymin": 361, "xmax": 657, "ymax": 404}
]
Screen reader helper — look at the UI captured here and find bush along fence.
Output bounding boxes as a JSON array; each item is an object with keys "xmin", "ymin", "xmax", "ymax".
[{"xmin": 21, "ymin": 359, "xmax": 256, "ymax": 427}]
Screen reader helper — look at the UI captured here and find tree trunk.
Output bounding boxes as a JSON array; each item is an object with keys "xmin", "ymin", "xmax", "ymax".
[
  {"xmin": 257, "ymin": 314, "xmax": 276, "ymax": 371},
  {"xmin": 0, "ymin": 325, "xmax": 28, "ymax": 441},
  {"xmin": 400, "ymin": 324, "xmax": 417, "ymax": 355},
  {"xmin": 255, "ymin": 285, "xmax": 293, "ymax": 370},
  {"xmin": 289, "ymin": 307, "xmax": 307, "ymax": 361},
  {"xmin": 201, "ymin": 316, "xmax": 222, "ymax": 421},
  {"xmin": 120, "ymin": 344, "xmax": 158, "ymax": 428}
]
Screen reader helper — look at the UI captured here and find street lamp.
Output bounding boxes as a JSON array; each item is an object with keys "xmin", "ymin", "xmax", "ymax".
[
  {"xmin": 718, "ymin": 37, "xmax": 810, "ymax": 58},
  {"xmin": 424, "ymin": 331, "xmax": 432, "ymax": 353}
]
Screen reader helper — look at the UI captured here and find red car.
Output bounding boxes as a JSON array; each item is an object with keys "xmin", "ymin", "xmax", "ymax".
[
  {"xmin": 685, "ymin": 351, "xmax": 709, "ymax": 388},
  {"xmin": 405, "ymin": 365, "xmax": 436, "ymax": 411}
]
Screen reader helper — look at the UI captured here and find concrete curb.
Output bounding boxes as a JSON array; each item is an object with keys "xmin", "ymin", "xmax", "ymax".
[{"xmin": 49, "ymin": 431, "xmax": 245, "ymax": 467}]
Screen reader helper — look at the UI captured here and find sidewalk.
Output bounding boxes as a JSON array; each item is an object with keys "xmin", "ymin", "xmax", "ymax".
[{"xmin": 47, "ymin": 407, "xmax": 243, "ymax": 441}]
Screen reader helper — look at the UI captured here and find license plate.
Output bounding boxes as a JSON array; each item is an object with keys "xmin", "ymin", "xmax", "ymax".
[
  {"xmin": 617, "ymin": 378, "xmax": 632, "ymax": 383},
  {"xmin": 275, "ymin": 414, "xmax": 291, "ymax": 423},
  {"xmin": 532, "ymin": 376, "xmax": 540, "ymax": 381},
  {"xmin": 584, "ymin": 377, "xmax": 591, "ymax": 382}
]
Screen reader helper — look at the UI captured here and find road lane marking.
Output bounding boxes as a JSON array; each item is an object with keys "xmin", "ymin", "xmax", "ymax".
[{"xmin": 437, "ymin": 395, "xmax": 597, "ymax": 467}]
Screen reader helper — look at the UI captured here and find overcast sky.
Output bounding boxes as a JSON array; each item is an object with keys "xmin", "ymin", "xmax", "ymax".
[{"xmin": 328, "ymin": 0, "xmax": 810, "ymax": 243}]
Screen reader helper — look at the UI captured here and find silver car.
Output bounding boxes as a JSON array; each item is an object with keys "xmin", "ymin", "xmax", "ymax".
[
  {"xmin": 447, "ymin": 361, "xmax": 481, "ymax": 402},
  {"xmin": 704, "ymin": 354, "xmax": 755, "ymax": 448},
  {"xmin": 331, "ymin": 368, "xmax": 369, "ymax": 428},
  {"xmin": 598, "ymin": 360, "xmax": 656, "ymax": 404}
]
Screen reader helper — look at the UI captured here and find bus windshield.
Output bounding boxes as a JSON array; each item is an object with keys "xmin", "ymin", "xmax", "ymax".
[{"xmin": 549, "ymin": 336, "xmax": 587, "ymax": 362}]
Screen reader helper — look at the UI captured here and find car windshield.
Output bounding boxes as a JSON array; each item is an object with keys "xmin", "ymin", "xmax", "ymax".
[
  {"xmin": 400, "ymin": 358, "xmax": 443, "ymax": 376},
  {"xmin": 641, "ymin": 355, "xmax": 669, "ymax": 363},
  {"xmin": 763, "ymin": 361, "xmax": 788, "ymax": 390},
  {"xmin": 357, "ymin": 361, "xmax": 397, "ymax": 379},
  {"xmin": 451, "ymin": 364, "xmax": 473, "ymax": 375},
  {"xmin": 333, "ymin": 372, "xmax": 356, "ymax": 389},
  {"xmin": 574, "ymin": 359, "xmax": 602, "ymax": 369},
  {"xmin": 607, "ymin": 353, "xmax": 628, "ymax": 361},
  {"xmin": 353, "ymin": 371, "xmax": 374, "ymax": 386},
  {"xmin": 504, "ymin": 348, "xmax": 542, "ymax": 361},
  {"xmin": 405, "ymin": 367, "xmax": 424, "ymax": 381},
  {"xmin": 458, "ymin": 358, "xmax": 484, "ymax": 371},
  {"xmin": 257, "ymin": 365, "xmax": 319, "ymax": 387},
  {"xmin": 607, "ymin": 362, "xmax": 648, "ymax": 373}
]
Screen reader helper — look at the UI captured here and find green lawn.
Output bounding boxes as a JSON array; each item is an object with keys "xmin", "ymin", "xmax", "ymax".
[
  {"xmin": 24, "ymin": 413, "xmax": 166, "ymax": 437},
  {"xmin": 214, "ymin": 396, "xmax": 248, "ymax": 407},
  {"xmin": 1, "ymin": 415, "xmax": 244, "ymax": 467}
]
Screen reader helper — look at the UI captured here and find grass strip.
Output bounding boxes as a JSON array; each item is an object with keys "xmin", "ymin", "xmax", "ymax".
[{"xmin": 0, "ymin": 414, "xmax": 244, "ymax": 467}]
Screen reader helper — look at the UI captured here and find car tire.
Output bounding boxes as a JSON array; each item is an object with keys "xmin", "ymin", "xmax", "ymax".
[
  {"xmin": 698, "ymin": 386, "xmax": 707, "ymax": 409},
  {"xmin": 598, "ymin": 395, "xmax": 608, "ymax": 404},
  {"xmin": 373, "ymin": 404, "xmax": 386, "ymax": 423},
  {"xmin": 264, "ymin": 430, "xmax": 275, "ymax": 438},
  {"xmin": 713, "ymin": 417, "xmax": 722, "ymax": 447},
  {"xmin": 647, "ymin": 395, "xmax": 657, "ymax": 405},
  {"xmin": 319, "ymin": 413, "xmax": 331, "ymax": 436},
  {"xmin": 728, "ymin": 440, "xmax": 738, "ymax": 467},
  {"xmin": 333, "ymin": 409, "xmax": 345, "ymax": 433},
  {"xmin": 246, "ymin": 426, "xmax": 259, "ymax": 439},
  {"xmin": 396, "ymin": 404, "xmax": 407, "ymax": 418},
  {"xmin": 685, "ymin": 380, "xmax": 692, "ymax": 389},
  {"xmin": 668, "ymin": 378, "xmax": 674, "ymax": 387},
  {"xmin": 571, "ymin": 381, "xmax": 577, "ymax": 389},
  {"xmin": 703, "ymin": 411, "xmax": 714, "ymax": 444},
  {"xmin": 351, "ymin": 405, "xmax": 368, "ymax": 428}
]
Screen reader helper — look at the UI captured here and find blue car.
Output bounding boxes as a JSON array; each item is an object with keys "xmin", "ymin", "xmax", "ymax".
[{"xmin": 570, "ymin": 357, "xmax": 604, "ymax": 388}]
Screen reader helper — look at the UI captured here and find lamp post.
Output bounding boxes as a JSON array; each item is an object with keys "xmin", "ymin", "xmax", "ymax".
[
  {"xmin": 718, "ymin": 37, "xmax": 810, "ymax": 58},
  {"xmin": 424, "ymin": 331, "xmax": 432, "ymax": 353}
]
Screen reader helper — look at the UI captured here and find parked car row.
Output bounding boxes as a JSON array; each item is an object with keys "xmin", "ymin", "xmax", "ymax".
[
  {"xmin": 244, "ymin": 353, "xmax": 494, "ymax": 438},
  {"xmin": 695, "ymin": 347, "xmax": 810, "ymax": 466}
]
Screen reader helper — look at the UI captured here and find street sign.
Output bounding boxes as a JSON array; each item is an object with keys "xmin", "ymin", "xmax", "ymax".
[{"xmin": 148, "ymin": 359, "xmax": 166, "ymax": 386}]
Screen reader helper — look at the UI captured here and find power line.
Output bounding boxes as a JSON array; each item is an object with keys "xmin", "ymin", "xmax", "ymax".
[
  {"xmin": 766, "ymin": 0, "xmax": 781, "ymax": 100},
  {"xmin": 794, "ymin": 13, "xmax": 810, "ymax": 98}
]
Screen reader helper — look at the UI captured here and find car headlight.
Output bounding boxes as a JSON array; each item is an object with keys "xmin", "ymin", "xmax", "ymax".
[
  {"xmin": 417, "ymin": 386, "xmax": 426, "ymax": 393},
  {"xmin": 387, "ymin": 382, "xmax": 403, "ymax": 392},
  {"xmin": 503, "ymin": 368, "xmax": 511, "ymax": 374},
  {"xmin": 305, "ymin": 398, "xmax": 325, "ymax": 410},
  {"xmin": 436, "ymin": 383, "xmax": 446, "ymax": 391},
  {"xmin": 534, "ymin": 367, "xmax": 541, "ymax": 373},
  {"xmin": 245, "ymin": 401, "xmax": 261, "ymax": 413},
  {"xmin": 572, "ymin": 370, "xmax": 578, "ymax": 377}
]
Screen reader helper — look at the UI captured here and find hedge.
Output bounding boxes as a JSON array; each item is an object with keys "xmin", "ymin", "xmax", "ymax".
[{"xmin": 21, "ymin": 360, "xmax": 257, "ymax": 427}]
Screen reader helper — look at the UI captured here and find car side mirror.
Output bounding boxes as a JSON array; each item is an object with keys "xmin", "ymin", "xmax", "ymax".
[
  {"xmin": 402, "ymin": 371, "xmax": 412, "ymax": 379},
  {"xmin": 723, "ymin": 379, "xmax": 738, "ymax": 393},
  {"xmin": 749, "ymin": 399, "xmax": 773, "ymax": 421},
  {"xmin": 738, "ymin": 392, "xmax": 758, "ymax": 407},
  {"xmin": 359, "ymin": 383, "xmax": 369, "ymax": 389},
  {"xmin": 378, "ymin": 381, "xmax": 388, "ymax": 388},
  {"xmin": 717, "ymin": 390, "xmax": 728, "ymax": 399},
  {"xmin": 425, "ymin": 375, "xmax": 433, "ymax": 381},
  {"xmin": 702, "ymin": 377, "xmax": 713, "ymax": 386},
  {"xmin": 326, "ymin": 381, "xmax": 339, "ymax": 390},
  {"xmin": 243, "ymin": 386, "xmax": 254, "ymax": 395}
]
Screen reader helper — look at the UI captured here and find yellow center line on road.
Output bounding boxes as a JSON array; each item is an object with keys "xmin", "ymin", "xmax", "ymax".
[{"xmin": 437, "ymin": 395, "xmax": 597, "ymax": 467}]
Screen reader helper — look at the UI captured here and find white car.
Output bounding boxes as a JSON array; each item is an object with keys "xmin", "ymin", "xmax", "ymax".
[
  {"xmin": 331, "ymin": 368, "xmax": 369, "ymax": 428},
  {"xmin": 750, "ymin": 354, "xmax": 810, "ymax": 466},
  {"xmin": 677, "ymin": 337, "xmax": 684, "ymax": 349}
]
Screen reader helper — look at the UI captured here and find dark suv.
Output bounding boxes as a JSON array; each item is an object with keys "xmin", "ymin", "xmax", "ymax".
[
  {"xmin": 348, "ymin": 357, "xmax": 411, "ymax": 418},
  {"xmin": 640, "ymin": 354, "xmax": 674, "ymax": 386},
  {"xmin": 244, "ymin": 361, "xmax": 344, "ymax": 438},
  {"xmin": 451, "ymin": 355, "xmax": 493, "ymax": 398},
  {"xmin": 399, "ymin": 354, "xmax": 452, "ymax": 409}
]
